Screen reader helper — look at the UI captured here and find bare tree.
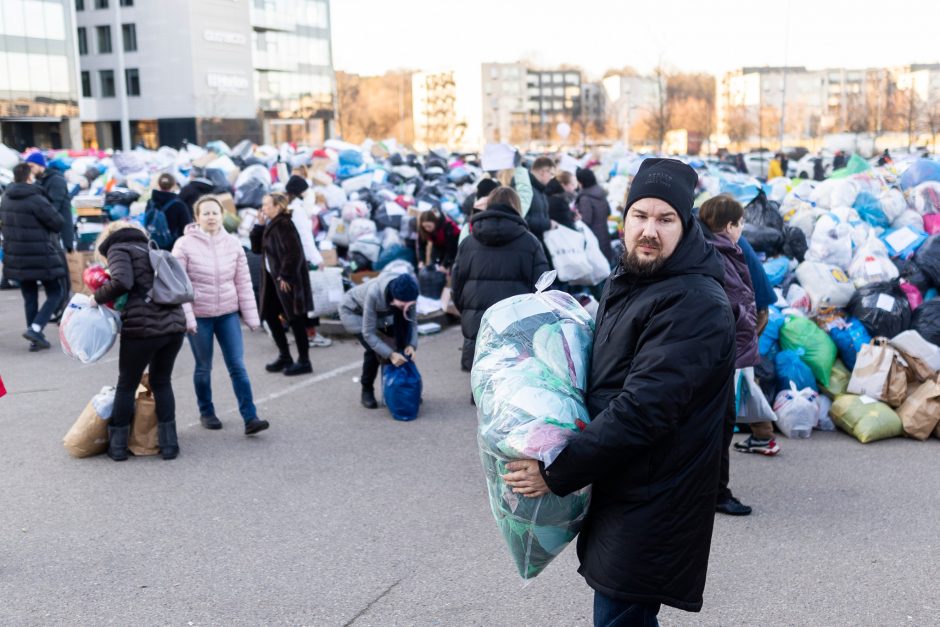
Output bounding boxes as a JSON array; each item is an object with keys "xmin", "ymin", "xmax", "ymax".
[
  {"xmin": 926, "ymin": 102, "xmax": 940, "ymax": 154},
  {"xmin": 726, "ymin": 105, "xmax": 753, "ymax": 149},
  {"xmin": 643, "ymin": 65, "xmax": 671, "ymax": 152}
]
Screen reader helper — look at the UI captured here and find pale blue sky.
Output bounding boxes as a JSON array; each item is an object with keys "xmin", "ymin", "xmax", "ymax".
[{"xmin": 330, "ymin": 0, "xmax": 939, "ymax": 78}]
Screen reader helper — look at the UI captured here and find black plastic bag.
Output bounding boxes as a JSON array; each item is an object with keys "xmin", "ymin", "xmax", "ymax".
[
  {"xmin": 744, "ymin": 190, "xmax": 784, "ymax": 231},
  {"xmin": 848, "ymin": 279, "xmax": 912, "ymax": 338},
  {"xmin": 743, "ymin": 224, "xmax": 784, "ymax": 257},
  {"xmin": 418, "ymin": 266, "xmax": 447, "ymax": 299},
  {"xmin": 754, "ymin": 352, "xmax": 777, "ymax": 401},
  {"xmin": 235, "ymin": 179, "xmax": 267, "ymax": 209},
  {"xmin": 901, "ymin": 257, "xmax": 932, "ymax": 293},
  {"xmin": 104, "ymin": 189, "xmax": 140, "ymax": 206},
  {"xmin": 914, "ymin": 235, "xmax": 940, "ymax": 289},
  {"xmin": 912, "ymin": 299, "xmax": 940, "ymax": 345},
  {"xmin": 348, "ymin": 252, "xmax": 373, "ymax": 272},
  {"xmin": 205, "ymin": 168, "xmax": 232, "ymax": 193},
  {"xmin": 782, "ymin": 226, "xmax": 808, "ymax": 263},
  {"xmin": 374, "ymin": 203, "xmax": 403, "ymax": 231}
]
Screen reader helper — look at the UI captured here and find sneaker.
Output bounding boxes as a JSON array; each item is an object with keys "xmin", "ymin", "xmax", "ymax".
[
  {"xmin": 265, "ymin": 354, "xmax": 293, "ymax": 373},
  {"xmin": 308, "ymin": 334, "xmax": 333, "ymax": 348},
  {"xmin": 283, "ymin": 361, "xmax": 312, "ymax": 376},
  {"xmin": 28, "ymin": 342, "xmax": 42, "ymax": 353},
  {"xmin": 716, "ymin": 496, "xmax": 753, "ymax": 516},
  {"xmin": 361, "ymin": 387, "xmax": 378, "ymax": 409},
  {"xmin": 200, "ymin": 415, "xmax": 223, "ymax": 430},
  {"xmin": 23, "ymin": 329, "xmax": 50, "ymax": 349},
  {"xmin": 244, "ymin": 418, "xmax": 270, "ymax": 435},
  {"xmin": 734, "ymin": 435, "xmax": 780, "ymax": 456}
]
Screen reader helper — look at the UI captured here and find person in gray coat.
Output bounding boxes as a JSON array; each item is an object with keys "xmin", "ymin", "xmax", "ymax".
[
  {"xmin": 575, "ymin": 168, "xmax": 613, "ymax": 263},
  {"xmin": 339, "ymin": 261, "xmax": 419, "ymax": 409}
]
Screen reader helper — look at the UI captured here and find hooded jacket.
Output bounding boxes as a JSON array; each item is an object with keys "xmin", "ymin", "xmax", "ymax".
[
  {"xmin": 576, "ymin": 184, "xmax": 614, "ymax": 262},
  {"xmin": 0, "ymin": 183, "xmax": 66, "ymax": 282},
  {"xmin": 249, "ymin": 212, "xmax": 313, "ymax": 321},
  {"xmin": 94, "ymin": 227, "xmax": 186, "ymax": 338},
  {"xmin": 542, "ymin": 220, "xmax": 736, "ymax": 613},
  {"xmin": 451, "ymin": 204, "xmax": 549, "ymax": 342},
  {"xmin": 172, "ymin": 223, "xmax": 260, "ymax": 329},
  {"xmin": 703, "ymin": 226, "xmax": 761, "ymax": 368},
  {"xmin": 38, "ymin": 168, "xmax": 74, "ymax": 251},
  {"xmin": 150, "ymin": 189, "xmax": 193, "ymax": 245},
  {"xmin": 525, "ymin": 172, "xmax": 552, "ymax": 240},
  {"xmin": 339, "ymin": 261, "xmax": 418, "ymax": 359}
]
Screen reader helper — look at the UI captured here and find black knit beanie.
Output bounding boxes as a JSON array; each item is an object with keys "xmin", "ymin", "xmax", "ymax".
[
  {"xmin": 476, "ymin": 178, "xmax": 499, "ymax": 200},
  {"xmin": 388, "ymin": 274, "xmax": 419, "ymax": 302},
  {"xmin": 285, "ymin": 175, "xmax": 309, "ymax": 197},
  {"xmin": 575, "ymin": 167, "xmax": 597, "ymax": 189},
  {"xmin": 625, "ymin": 158, "xmax": 698, "ymax": 228}
]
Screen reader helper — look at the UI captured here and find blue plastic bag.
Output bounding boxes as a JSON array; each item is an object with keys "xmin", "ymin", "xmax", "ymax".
[
  {"xmin": 853, "ymin": 191, "xmax": 890, "ymax": 229},
  {"xmin": 719, "ymin": 178, "xmax": 761, "ymax": 206},
  {"xmin": 881, "ymin": 226, "xmax": 928, "ymax": 260},
  {"xmin": 828, "ymin": 318, "xmax": 872, "ymax": 371},
  {"xmin": 383, "ymin": 360, "xmax": 422, "ymax": 421},
  {"xmin": 759, "ymin": 307, "xmax": 785, "ymax": 355},
  {"xmin": 900, "ymin": 158, "xmax": 940, "ymax": 191},
  {"xmin": 774, "ymin": 349, "xmax": 817, "ymax": 394},
  {"xmin": 762, "ymin": 257, "xmax": 789, "ymax": 286}
]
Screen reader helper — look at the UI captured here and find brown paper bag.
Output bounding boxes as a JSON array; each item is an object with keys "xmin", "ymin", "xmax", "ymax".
[
  {"xmin": 847, "ymin": 338, "xmax": 908, "ymax": 408},
  {"xmin": 128, "ymin": 374, "xmax": 159, "ymax": 456},
  {"xmin": 898, "ymin": 376, "xmax": 940, "ymax": 440},
  {"xmin": 63, "ymin": 400, "xmax": 109, "ymax": 458}
]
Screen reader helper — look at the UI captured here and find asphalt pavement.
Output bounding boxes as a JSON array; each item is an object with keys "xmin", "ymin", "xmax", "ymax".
[{"xmin": 1, "ymin": 285, "xmax": 939, "ymax": 626}]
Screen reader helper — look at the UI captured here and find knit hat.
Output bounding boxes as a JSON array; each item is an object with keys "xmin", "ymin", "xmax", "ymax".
[
  {"xmin": 24, "ymin": 152, "xmax": 46, "ymax": 168},
  {"xmin": 624, "ymin": 158, "xmax": 698, "ymax": 228},
  {"xmin": 285, "ymin": 174, "xmax": 309, "ymax": 197},
  {"xmin": 476, "ymin": 178, "xmax": 499, "ymax": 200},
  {"xmin": 575, "ymin": 167, "xmax": 597, "ymax": 189},
  {"xmin": 388, "ymin": 274, "xmax": 419, "ymax": 302}
]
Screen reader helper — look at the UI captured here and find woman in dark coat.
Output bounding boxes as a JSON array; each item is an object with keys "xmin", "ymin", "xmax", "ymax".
[
  {"xmin": 575, "ymin": 168, "xmax": 613, "ymax": 263},
  {"xmin": 451, "ymin": 187, "xmax": 549, "ymax": 372},
  {"xmin": 249, "ymin": 192, "xmax": 313, "ymax": 376},
  {"xmin": 93, "ymin": 222, "xmax": 187, "ymax": 461}
]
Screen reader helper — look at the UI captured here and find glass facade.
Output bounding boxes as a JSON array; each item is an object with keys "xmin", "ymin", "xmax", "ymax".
[{"xmin": 0, "ymin": 0, "xmax": 80, "ymax": 148}]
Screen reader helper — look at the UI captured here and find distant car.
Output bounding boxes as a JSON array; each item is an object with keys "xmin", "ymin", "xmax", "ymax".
[
  {"xmin": 744, "ymin": 153, "xmax": 772, "ymax": 179},
  {"xmin": 788, "ymin": 154, "xmax": 834, "ymax": 179}
]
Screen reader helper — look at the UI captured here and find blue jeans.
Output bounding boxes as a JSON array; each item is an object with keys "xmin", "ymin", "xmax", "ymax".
[
  {"xmin": 188, "ymin": 312, "xmax": 257, "ymax": 423},
  {"xmin": 594, "ymin": 591, "xmax": 660, "ymax": 627}
]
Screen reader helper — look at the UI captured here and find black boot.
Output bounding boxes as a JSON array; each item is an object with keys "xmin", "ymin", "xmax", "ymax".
[
  {"xmin": 361, "ymin": 387, "xmax": 378, "ymax": 409},
  {"xmin": 107, "ymin": 426, "xmax": 130, "ymax": 461},
  {"xmin": 157, "ymin": 421, "xmax": 179, "ymax": 460},
  {"xmin": 265, "ymin": 354, "xmax": 293, "ymax": 372},
  {"xmin": 284, "ymin": 360, "xmax": 312, "ymax": 376}
]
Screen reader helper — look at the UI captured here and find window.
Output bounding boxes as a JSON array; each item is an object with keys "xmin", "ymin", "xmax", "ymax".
[
  {"xmin": 120, "ymin": 0, "xmax": 133, "ymax": 5},
  {"xmin": 99, "ymin": 69, "xmax": 115, "ymax": 97},
  {"xmin": 95, "ymin": 0, "xmax": 108, "ymax": 8},
  {"xmin": 96, "ymin": 25, "xmax": 111, "ymax": 53},
  {"xmin": 122, "ymin": 23, "xmax": 137, "ymax": 52},
  {"xmin": 81, "ymin": 71, "xmax": 92, "ymax": 97},
  {"xmin": 77, "ymin": 27, "xmax": 88, "ymax": 55},
  {"xmin": 76, "ymin": 0, "xmax": 85, "ymax": 10},
  {"xmin": 125, "ymin": 68, "xmax": 140, "ymax": 96}
]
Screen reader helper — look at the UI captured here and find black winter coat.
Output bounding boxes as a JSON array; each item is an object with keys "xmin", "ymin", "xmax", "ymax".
[
  {"xmin": 250, "ymin": 212, "xmax": 312, "ymax": 321},
  {"xmin": 150, "ymin": 189, "xmax": 193, "ymax": 246},
  {"xmin": 526, "ymin": 172, "xmax": 552, "ymax": 240},
  {"xmin": 576, "ymin": 184, "xmax": 614, "ymax": 262},
  {"xmin": 451, "ymin": 204, "xmax": 549, "ymax": 341},
  {"xmin": 542, "ymin": 220, "xmax": 736, "ymax": 613},
  {"xmin": 0, "ymin": 183, "xmax": 66, "ymax": 281},
  {"xmin": 39, "ymin": 168, "xmax": 74, "ymax": 251},
  {"xmin": 94, "ymin": 227, "xmax": 186, "ymax": 339}
]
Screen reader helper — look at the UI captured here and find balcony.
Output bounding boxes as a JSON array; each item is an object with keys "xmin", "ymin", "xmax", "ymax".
[
  {"xmin": 250, "ymin": 11, "xmax": 294, "ymax": 32},
  {"xmin": 253, "ymin": 50, "xmax": 298, "ymax": 72}
]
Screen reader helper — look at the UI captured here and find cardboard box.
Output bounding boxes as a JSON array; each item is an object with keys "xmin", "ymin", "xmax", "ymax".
[
  {"xmin": 350, "ymin": 271, "xmax": 379, "ymax": 285},
  {"xmin": 192, "ymin": 153, "xmax": 216, "ymax": 169},
  {"xmin": 216, "ymin": 192, "xmax": 237, "ymax": 215},
  {"xmin": 320, "ymin": 248, "xmax": 339, "ymax": 267},
  {"xmin": 440, "ymin": 287, "xmax": 460, "ymax": 318},
  {"xmin": 67, "ymin": 251, "xmax": 95, "ymax": 295}
]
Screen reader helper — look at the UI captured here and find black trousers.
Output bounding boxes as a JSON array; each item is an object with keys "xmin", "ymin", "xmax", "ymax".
[
  {"xmin": 717, "ymin": 409, "xmax": 736, "ymax": 503},
  {"xmin": 261, "ymin": 273, "xmax": 309, "ymax": 364},
  {"xmin": 112, "ymin": 333, "xmax": 184, "ymax": 429},
  {"xmin": 461, "ymin": 336, "xmax": 475, "ymax": 372},
  {"xmin": 20, "ymin": 279, "xmax": 64, "ymax": 331},
  {"xmin": 356, "ymin": 319, "xmax": 409, "ymax": 391}
]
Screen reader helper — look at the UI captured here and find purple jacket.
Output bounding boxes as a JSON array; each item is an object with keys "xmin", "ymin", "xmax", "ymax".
[{"xmin": 709, "ymin": 231, "xmax": 760, "ymax": 368}]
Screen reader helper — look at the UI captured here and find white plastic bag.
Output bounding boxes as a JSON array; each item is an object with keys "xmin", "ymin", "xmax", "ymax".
[
  {"xmin": 571, "ymin": 223, "xmax": 611, "ymax": 286},
  {"xmin": 773, "ymin": 383, "xmax": 819, "ymax": 438},
  {"xmin": 543, "ymin": 226, "xmax": 592, "ymax": 283},
  {"xmin": 815, "ymin": 394, "xmax": 836, "ymax": 431},
  {"xmin": 847, "ymin": 233, "xmax": 899, "ymax": 287},
  {"xmin": 806, "ymin": 215, "xmax": 853, "ymax": 269},
  {"xmin": 91, "ymin": 386, "xmax": 116, "ymax": 420},
  {"xmin": 735, "ymin": 367, "xmax": 776, "ymax": 424},
  {"xmin": 794, "ymin": 261, "xmax": 856, "ymax": 310},
  {"xmin": 327, "ymin": 214, "xmax": 350, "ymax": 247},
  {"xmin": 347, "ymin": 217, "xmax": 377, "ymax": 243},
  {"xmin": 348, "ymin": 233, "xmax": 382, "ymax": 263},
  {"xmin": 60, "ymin": 295, "xmax": 121, "ymax": 364},
  {"xmin": 308, "ymin": 267, "xmax": 344, "ymax": 318}
]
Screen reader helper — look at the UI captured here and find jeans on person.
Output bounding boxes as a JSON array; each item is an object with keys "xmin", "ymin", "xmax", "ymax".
[
  {"xmin": 20, "ymin": 279, "xmax": 64, "ymax": 332},
  {"xmin": 188, "ymin": 312, "xmax": 257, "ymax": 423},
  {"xmin": 593, "ymin": 591, "xmax": 661, "ymax": 627},
  {"xmin": 111, "ymin": 333, "xmax": 184, "ymax": 428}
]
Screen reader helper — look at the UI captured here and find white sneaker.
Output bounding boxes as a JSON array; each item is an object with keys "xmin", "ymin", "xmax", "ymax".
[{"xmin": 308, "ymin": 334, "xmax": 333, "ymax": 348}]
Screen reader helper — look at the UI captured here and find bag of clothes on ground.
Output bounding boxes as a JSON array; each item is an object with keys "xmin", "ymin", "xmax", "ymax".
[
  {"xmin": 59, "ymin": 294, "xmax": 121, "ymax": 364},
  {"xmin": 383, "ymin": 359, "xmax": 422, "ymax": 421},
  {"xmin": 472, "ymin": 271, "xmax": 594, "ymax": 579}
]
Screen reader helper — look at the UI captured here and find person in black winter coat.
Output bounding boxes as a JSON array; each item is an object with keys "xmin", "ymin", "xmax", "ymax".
[
  {"xmin": 150, "ymin": 173, "xmax": 193, "ymax": 248},
  {"xmin": 502, "ymin": 159, "xmax": 736, "ymax": 622},
  {"xmin": 545, "ymin": 176, "xmax": 577, "ymax": 229},
  {"xmin": 575, "ymin": 168, "xmax": 614, "ymax": 262},
  {"xmin": 26, "ymin": 152, "xmax": 74, "ymax": 252},
  {"xmin": 0, "ymin": 163, "xmax": 66, "ymax": 350},
  {"xmin": 451, "ymin": 187, "xmax": 549, "ymax": 372},
  {"xmin": 525, "ymin": 156, "xmax": 554, "ymax": 242},
  {"xmin": 93, "ymin": 222, "xmax": 187, "ymax": 462}
]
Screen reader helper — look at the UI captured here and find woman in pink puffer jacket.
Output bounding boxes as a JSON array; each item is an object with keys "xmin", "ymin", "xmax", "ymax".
[{"xmin": 172, "ymin": 196, "xmax": 269, "ymax": 436}]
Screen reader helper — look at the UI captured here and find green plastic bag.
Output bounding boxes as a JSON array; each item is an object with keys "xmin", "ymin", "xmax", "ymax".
[
  {"xmin": 829, "ymin": 154, "xmax": 871, "ymax": 179},
  {"xmin": 830, "ymin": 394, "xmax": 903, "ymax": 443},
  {"xmin": 821, "ymin": 360, "xmax": 850, "ymax": 399},
  {"xmin": 779, "ymin": 316, "xmax": 837, "ymax": 385}
]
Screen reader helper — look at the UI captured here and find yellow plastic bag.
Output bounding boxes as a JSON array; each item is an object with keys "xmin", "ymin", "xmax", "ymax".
[{"xmin": 830, "ymin": 394, "xmax": 903, "ymax": 443}]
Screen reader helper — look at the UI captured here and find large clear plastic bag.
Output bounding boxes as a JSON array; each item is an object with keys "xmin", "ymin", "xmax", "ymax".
[
  {"xmin": 473, "ymin": 271, "xmax": 595, "ymax": 580},
  {"xmin": 59, "ymin": 294, "xmax": 121, "ymax": 364}
]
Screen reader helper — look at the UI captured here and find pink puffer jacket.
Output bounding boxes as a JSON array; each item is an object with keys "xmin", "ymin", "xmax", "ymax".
[{"xmin": 172, "ymin": 223, "xmax": 261, "ymax": 329}]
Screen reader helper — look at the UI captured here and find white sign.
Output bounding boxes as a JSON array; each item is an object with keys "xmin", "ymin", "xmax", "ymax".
[
  {"xmin": 481, "ymin": 143, "xmax": 516, "ymax": 171},
  {"xmin": 203, "ymin": 30, "xmax": 247, "ymax": 45},
  {"xmin": 206, "ymin": 72, "xmax": 249, "ymax": 93}
]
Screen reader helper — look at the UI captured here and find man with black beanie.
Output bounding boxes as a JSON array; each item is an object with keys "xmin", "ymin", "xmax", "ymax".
[{"xmin": 502, "ymin": 158, "xmax": 737, "ymax": 625}]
